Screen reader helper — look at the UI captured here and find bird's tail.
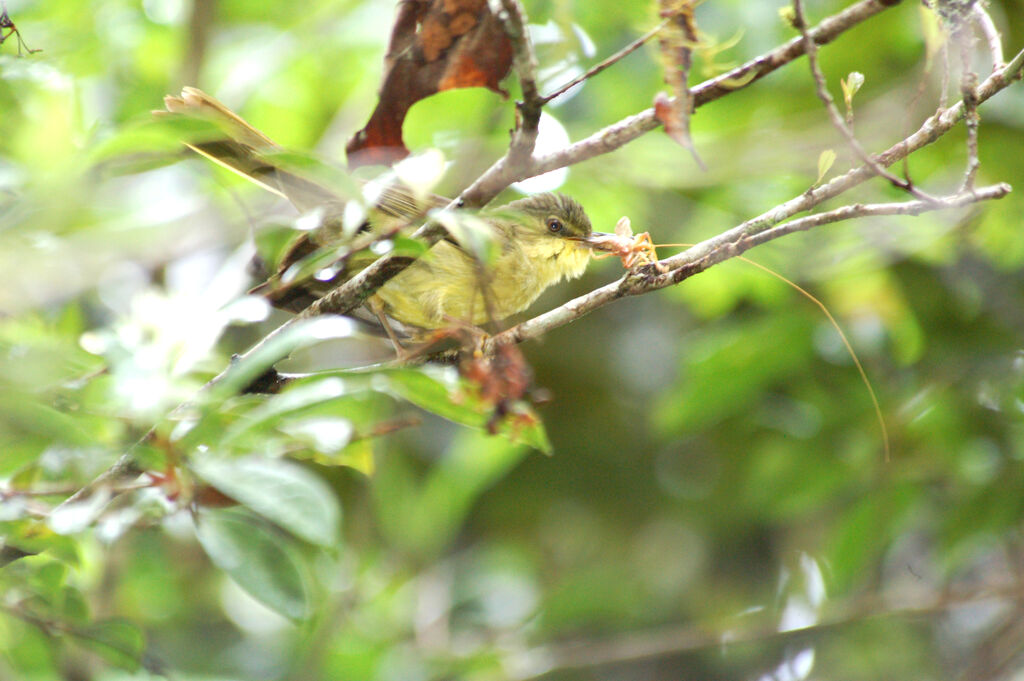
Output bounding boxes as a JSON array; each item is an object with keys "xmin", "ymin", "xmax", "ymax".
[
  {"xmin": 157, "ymin": 87, "xmax": 342, "ymax": 214},
  {"xmin": 158, "ymin": 88, "xmax": 440, "ymax": 315}
]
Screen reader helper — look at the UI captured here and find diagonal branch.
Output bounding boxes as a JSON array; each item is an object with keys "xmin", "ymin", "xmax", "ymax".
[
  {"xmin": 489, "ymin": 183, "xmax": 1010, "ymax": 349},
  {"xmin": 973, "ymin": 2, "xmax": 1005, "ymax": 70},
  {"xmin": 476, "ymin": 0, "xmax": 903, "ymax": 195}
]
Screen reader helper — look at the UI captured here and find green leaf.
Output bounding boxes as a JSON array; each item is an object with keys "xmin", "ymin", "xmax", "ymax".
[
  {"xmin": 840, "ymin": 71, "xmax": 865, "ymax": 110},
  {"xmin": 192, "ymin": 456, "xmax": 341, "ymax": 547},
  {"xmin": 816, "ymin": 149, "xmax": 836, "ymax": 186},
  {"xmin": 304, "ymin": 438, "xmax": 375, "ymax": 475},
  {"xmin": 383, "ymin": 367, "xmax": 484, "ymax": 426},
  {"xmin": 261, "ymin": 148, "xmax": 366, "ymax": 204},
  {"xmin": 205, "ymin": 316, "xmax": 359, "ymax": 402},
  {"xmin": 86, "ymin": 115, "xmax": 206, "ymax": 166},
  {"xmin": 389, "ymin": 235, "xmax": 430, "ymax": 259},
  {"xmin": 0, "ymin": 520, "xmax": 80, "ymax": 565},
  {"xmin": 0, "ymin": 393, "xmax": 98, "ymax": 448},
  {"xmin": 194, "ymin": 508, "xmax": 313, "ymax": 621},
  {"xmin": 378, "ymin": 366, "xmax": 552, "ymax": 453},
  {"xmin": 375, "ymin": 429, "xmax": 528, "ymax": 553},
  {"xmin": 499, "ymin": 409, "xmax": 552, "ymax": 455},
  {"xmin": 29, "ymin": 557, "xmax": 69, "ymax": 595},
  {"xmin": 433, "ymin": 210, "xmax": 497, "ymax": 265},
  {"xmin": 70, "ymin": 619, "xmax": 145, "ymax": 670},
  {"xmin": 0, "ymin": 439, "xmax": 43, "ymax": 477},
  {"xmin": 220, "ymin": 377, "xmax": 350, "ymax": 446}
]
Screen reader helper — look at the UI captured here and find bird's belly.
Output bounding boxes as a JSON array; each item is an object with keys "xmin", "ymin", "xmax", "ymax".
[{"xmin": 374, "ymin": 242, "xmax": 590, "ymax": 329}]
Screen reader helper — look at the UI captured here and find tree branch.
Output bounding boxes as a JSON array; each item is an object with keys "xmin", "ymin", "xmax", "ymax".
[
  {"xmin": 973, "ymin": 2, "xmax": 1005, "ymax": 70},
  {"xmin": 505, "ymin": 577, "xmax": 1024, "ymax": 680},
  {"xmin": 489, "ymin": 184, "xmax": 1010, "ymax": 349},
  {"xmin": 507, "ymin": 0, "xmax": 904, "ymax": 186},
  {"xmin": 955, "ymin": 20, "xmax": 982, "ymax": 191}
]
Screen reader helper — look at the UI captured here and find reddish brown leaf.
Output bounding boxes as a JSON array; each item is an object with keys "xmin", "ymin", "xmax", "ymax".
[
  {"xmin": 193, "ymin": 485, "xmax": 240, "ymax": 509},
  {"xmin": 346, "ymin": 0, "xmax": 514, "ymax": 167},
  {"xmin": 653, "ymin": 91, "xmax": 684, "ymax": 142},
  {"xmin": 655, "ymin": 1, "xmax": 706, "ymax": 170},
  {"xmin": 459, "ymin": 340, "xmax": 535, "ymax": 434}
]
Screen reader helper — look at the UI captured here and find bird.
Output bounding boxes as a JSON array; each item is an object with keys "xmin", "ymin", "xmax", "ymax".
[{"xmin": 160, "ymin": 87, "xmax": 608, "ymax": 335}]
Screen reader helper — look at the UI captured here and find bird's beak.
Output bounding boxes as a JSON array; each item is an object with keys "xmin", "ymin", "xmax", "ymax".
[{"xmin": 569, "ymin": 232, "xmax": 620, "ymax": 252}]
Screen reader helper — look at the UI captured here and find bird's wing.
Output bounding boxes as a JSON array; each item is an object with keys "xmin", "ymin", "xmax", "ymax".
[{"xmin": 159, "ymin": 87, "xmax": 471, "ymax": 314}]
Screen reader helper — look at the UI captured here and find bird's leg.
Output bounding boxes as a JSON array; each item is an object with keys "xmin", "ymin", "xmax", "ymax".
[
  {"xmin": 440, "ymin": 316, "xmax": 492, "ymax": 357},
  {"xmin": 399, "ymin": 319, "xmax": 489, "ymax": 363},
  {"xmin": 367, "ymin": 298, "xmax": 412, "ymax": 362}
]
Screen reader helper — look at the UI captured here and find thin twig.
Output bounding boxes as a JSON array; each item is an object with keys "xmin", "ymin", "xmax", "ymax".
[
  {"xmin": 641, "ymin": 184, "xmax": 1006, "ymax": 282},
  {"xmin": 497, "ymin": 0, "xmax": 543, "ymax": 168},
  {"xmin": 792, "ymin": 0, "xmax": 939, "ymax": 203},
  {"xmin": 956, "ymin": 25, "xmax": 981, "ymax": 190},
  {"xmin": 498, "ymin": 0, "xmax": 540, "ymax": 106},
  {"xmin": 973, "ymin": 2, "xmax": 1005, "ymax": 70},
  {"xmin": 736, "ymin": 183, "xmax": 1010, "ymax": 250},
  {"xmin": 542, "ymin": 19, "xmax": 671, "ymax": 104}
]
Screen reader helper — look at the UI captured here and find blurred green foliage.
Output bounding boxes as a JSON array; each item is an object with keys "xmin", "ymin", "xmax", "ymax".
[{"xmin": 3, "ymin": 0, "xmax": 1024, "ymax": 679}]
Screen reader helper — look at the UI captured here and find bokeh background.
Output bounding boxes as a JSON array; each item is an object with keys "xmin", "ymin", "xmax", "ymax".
[{"xmin": 3, "ymin": 0, "xmax": 1024, "ymax": 679}]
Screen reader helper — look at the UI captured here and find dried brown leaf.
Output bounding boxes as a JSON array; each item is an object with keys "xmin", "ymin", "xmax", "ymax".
[
  {"xmin": 346, "ymin": 0, "xmax": 514, "ymax": 167},
  {"xmin": 654, "ymin": 0, "xmax": 706, "ymax": 170}
]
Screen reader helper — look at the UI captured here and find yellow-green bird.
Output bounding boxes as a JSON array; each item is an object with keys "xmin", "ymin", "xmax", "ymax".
[{"xmin": 161, "ymin": 88, "xmax": 607, "ymax": 332}]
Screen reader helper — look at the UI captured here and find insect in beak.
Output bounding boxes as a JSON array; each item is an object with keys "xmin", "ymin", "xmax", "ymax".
[
  {"xmin": 568, "ymin": 232, "xmax": 618, "ymax": 250},
  {"xmin": 584, "ymin": 217, "xmax": 664, "ymax": 269}
]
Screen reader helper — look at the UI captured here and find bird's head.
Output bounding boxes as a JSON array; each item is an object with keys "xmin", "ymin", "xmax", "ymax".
[
  {"xmin": 491, "ymin": 192, "xmax": 613, "ymax": 281},
  {"xmin": 501, "ymin": 192, "xmax": 593, "ymax": 242}
]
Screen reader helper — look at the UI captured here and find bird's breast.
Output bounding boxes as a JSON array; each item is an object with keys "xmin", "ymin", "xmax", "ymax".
[{"xmin": 374, "ymin": 238, "xmax": 591, "ymax": 329}]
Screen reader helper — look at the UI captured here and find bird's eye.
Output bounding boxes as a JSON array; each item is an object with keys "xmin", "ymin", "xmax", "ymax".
[{"xmin": 546, "ymin": 217, "xmax": 564, "ymax": 233}]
